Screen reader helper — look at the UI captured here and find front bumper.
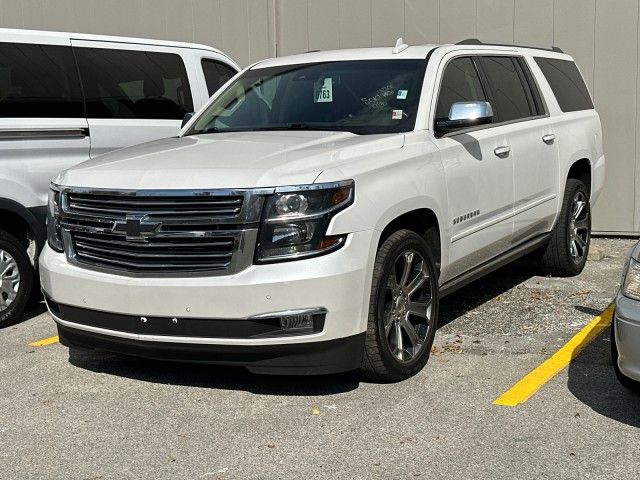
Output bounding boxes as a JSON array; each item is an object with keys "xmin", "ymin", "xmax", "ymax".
[
  {"xmin": 613, "ymin": 293, "xmax": 640, "ymax": 382},
  {"xmin": 40, "ymin": 230, "xmax": 376, "ymax": 373}
]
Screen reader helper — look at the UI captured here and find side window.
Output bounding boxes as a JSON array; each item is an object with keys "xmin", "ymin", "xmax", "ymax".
[
  {"xmin": 0, "ymin": 42, "xmax": 83, "ymax": 118},
  {"xmin": 479, "ymin": 56, "xmax": 535, "ymax": 122},
  {"xmin": 435, "ymin": 57, "xmax": 486, "ymax": 120},
  {"xmin": 202, "ymin": 59, "xmax": 237, "ymax": 97},
  {"xmin": 75, "ymin": 47, "xmax": 194, "ymax": 119},
  {"xmin": 534, "ymin": 57, "xmax": 594, "ymax": 112}
]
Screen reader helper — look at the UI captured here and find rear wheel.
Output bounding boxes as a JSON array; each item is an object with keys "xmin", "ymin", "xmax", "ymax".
[
  {"xmin": 0, "ymin": 231, "xmax": 34, "ymax": 327},
  {"xmin": 361, "ymin": 230, "xmax": 439, "ymax": 382},
  {"xmin": 540, "ymin": 178, "xmax": 590, "ymax": 276}
]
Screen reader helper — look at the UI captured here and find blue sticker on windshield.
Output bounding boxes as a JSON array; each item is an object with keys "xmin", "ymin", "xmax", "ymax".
[{"xmin": 397, "ymin": 90, "xmax": 408, "ymax": 100}]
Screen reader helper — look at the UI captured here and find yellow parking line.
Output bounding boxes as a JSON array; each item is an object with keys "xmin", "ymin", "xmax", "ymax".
[
  {"xmin": 493, "ymin": 304, "xmax": 615, "ymax": 407},
  {"xmin": 30, "ymin": 336, "xmax": 59, "ymax": 347}
]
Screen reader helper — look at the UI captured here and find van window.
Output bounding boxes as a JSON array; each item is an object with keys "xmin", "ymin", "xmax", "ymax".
[
  {"xmin": 534, "ymin": 57, "xmax": 594, "ymax": 112},
  {"xmin": 75, "ymin": 47, "xmax": 194, "ymax": 119},
  {"xmin": 479, "ymin": 56, "xmax": 535, "ymax": 122},
  {"xmin": 435, "ymin": 57, "xmax": 486, "ymax": 120},
  {"xmin": 0, "ymin": 42, "xmax": 83, "ymax": 118},
  {"xmin": 202, "ymin": 59, "xmax": 236, "ymax": 96}
]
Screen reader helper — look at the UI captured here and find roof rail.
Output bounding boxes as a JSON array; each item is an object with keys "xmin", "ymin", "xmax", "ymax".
[{"xmin": 455, "ymin": 38, "xmax": 563, "ymax": 54}]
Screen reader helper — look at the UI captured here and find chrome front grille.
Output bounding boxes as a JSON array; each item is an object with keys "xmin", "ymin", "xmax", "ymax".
[{"xmin": 59, "ymin": 188, "xmax": 266, "ymax": 276}]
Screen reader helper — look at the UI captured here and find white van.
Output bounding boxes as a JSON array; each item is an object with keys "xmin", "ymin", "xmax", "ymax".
[{"xmin": 0, "ymin": 28, "xmax": 239, "ymax": 325}]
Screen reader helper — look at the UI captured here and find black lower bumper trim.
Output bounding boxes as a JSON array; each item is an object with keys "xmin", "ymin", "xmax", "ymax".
[{"xmin": 57, "ymin": 325, "xmax": 365, "ymax": 375}]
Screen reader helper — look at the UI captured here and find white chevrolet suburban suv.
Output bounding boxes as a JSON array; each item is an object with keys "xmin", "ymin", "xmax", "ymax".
[
  {"xmin": 40, "ymin": 39, "xmax": 604, "ymax": 381},
  {"xmin": 0, "ymin": 28, "xmax": 238, "ymax": 325}
]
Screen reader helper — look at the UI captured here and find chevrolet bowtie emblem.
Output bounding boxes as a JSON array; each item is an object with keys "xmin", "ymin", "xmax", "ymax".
[{"xmin": 111, "ymin": 216, "xmax": 161, "ymax": 242}]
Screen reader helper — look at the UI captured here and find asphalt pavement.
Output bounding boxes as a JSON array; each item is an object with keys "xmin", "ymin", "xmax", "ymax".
[{"xmin": 1, "ymin": 238, "xmax": 638, "ymax": 479}]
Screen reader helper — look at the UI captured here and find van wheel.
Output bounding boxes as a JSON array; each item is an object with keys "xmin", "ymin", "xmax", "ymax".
[
  {"xmin": 0, "ymin": 231, "xmax": 34, "ymax": 327},
  {"xmin": 361, "ymin": 230, "xmax": 439, "ymax": 382},
  {"xmin": 540, "ymin": 178, "xmax": 591, "ymax": 277},
  {"xmin": 610, "ymin": 321, "xmax": 640, "ymax": 392}
]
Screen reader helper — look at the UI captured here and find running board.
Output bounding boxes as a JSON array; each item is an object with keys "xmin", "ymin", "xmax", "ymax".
[{"xmin": 439, "ymin": 233, "xmax": 551, "ymax": 298}]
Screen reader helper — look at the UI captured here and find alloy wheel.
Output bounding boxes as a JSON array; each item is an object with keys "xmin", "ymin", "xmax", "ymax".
[
  {"xmin": 568, "ymin": 191, "xmax": 589, "ymax": 264},
  {"xmin": 0, "ymin": 249, "xmax": 20, "ymax": 312},
  {"xmin": 383, "ymin": 250, "xmax": 434, "ymax": 363}
]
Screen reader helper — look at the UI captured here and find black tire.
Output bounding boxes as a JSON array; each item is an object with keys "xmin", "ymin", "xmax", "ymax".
[
  {"xmin": 361, "ymin": 229, "xmax": 439, "ymax": 382},
  {"xmin": 610, "ymin": 319, "xmax": 640, "ymax": 392},
  {"xmin": 540, "ymin": 178, "xmax": 591, "ymax": 277},
  {"xmin": 0, "ymin": 230, "xmax": 34, "ymax": 327}
]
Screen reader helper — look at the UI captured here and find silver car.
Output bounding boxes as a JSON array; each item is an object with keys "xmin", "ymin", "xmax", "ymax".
[{"xmin": 612, "ymin": 240, "xmax": 640, "ymax": 390}]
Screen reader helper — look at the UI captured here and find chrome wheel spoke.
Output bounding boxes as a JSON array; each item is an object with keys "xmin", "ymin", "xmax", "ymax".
[
  {"xmin": 398, "ymin": 251, "xmax": 414, "ymax": 287},
  {"xmin": 573, "ymin": 200, "xmax": 586, "ymax": 220},
  {"xmin": 393, "ymin": 321, "xmax": 404, "ymax": 360},
  {"xmin": 406, "ymin": 262, "xmax": 428, "ymax": 296},
  {"xmin": 407, "ymin": 301, "xmax": 430, "ymax": 320},
  {"xmin": 401, "ymin": 319, "xmax": 423, "ymax": 352}
]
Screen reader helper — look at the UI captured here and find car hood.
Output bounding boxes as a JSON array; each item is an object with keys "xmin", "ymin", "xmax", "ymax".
[{"xmin": 54, "ymin": 131, "xmax": 405, "ymax": 190}]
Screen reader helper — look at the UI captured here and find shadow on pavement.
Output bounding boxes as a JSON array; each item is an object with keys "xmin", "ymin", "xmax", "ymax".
[
  {"xmin": 68, "ymin": 347, "xmax": 360, "ymax": 396},
  {"xmin": 65, "ymin": 256, "xmax": 542, "ymax": 392},
  {"xmin": 567, "ymin": 327, "xmax": 640, "ymax": 428},
  {"xmin": 439, "ymin": 256, "xmax": 539, "ymax": 328}
]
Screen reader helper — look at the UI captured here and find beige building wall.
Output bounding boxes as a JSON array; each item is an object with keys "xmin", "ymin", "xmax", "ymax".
[{"xmin": 0, "ymin": 0, "xmax": 638, "ymax": 234}]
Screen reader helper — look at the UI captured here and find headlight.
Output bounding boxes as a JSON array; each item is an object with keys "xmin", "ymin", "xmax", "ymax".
[
  {"xmin": 256, "ymin": 181, "xmax": 354, "ymax": 262},
  {"xmin": 47, "ymin": 186, "xmax": 63, "ymax": 252},
  {"xmin": 622, "ymin": 258, "xmax": 640, "ymax": 301}
]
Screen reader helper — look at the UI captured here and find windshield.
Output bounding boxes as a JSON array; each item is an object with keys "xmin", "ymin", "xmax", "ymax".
[{"xmin": 186, "ymin": 60, "xmax": 427, "ymax": 136}]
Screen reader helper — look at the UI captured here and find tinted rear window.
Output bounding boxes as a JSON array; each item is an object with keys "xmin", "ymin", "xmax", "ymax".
[
  {"xmin": 479, "ymin": 56, "xmax": 535, "ymax": 122},
  {"xmin": 75, "ymin": 47, "xmax": 194, "ymax": 119},
  {"xmin": 202, "ymin": 59, "xmax": 237, "ymax": 96},
  {"xmin": 534, "ymin": 57, "xmax": 593, "ymax": 112},
  {"xmin": 0, "ymin": 42, "xmax": 83, "ymax": 118}
]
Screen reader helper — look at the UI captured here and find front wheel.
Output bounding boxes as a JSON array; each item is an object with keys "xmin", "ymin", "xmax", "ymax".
[
  {"xmin": 540, "ymin": 178, "xmax": 591, "ymax": 277},
  {"xmin": 361, "ymin": 230, "xmax": 439, "ymax": 382}
]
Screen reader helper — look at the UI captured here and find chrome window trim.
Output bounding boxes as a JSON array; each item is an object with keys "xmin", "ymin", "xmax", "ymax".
[{"xmin": 0, "ymin": 128, "xmax": 89, "ymax": 140}]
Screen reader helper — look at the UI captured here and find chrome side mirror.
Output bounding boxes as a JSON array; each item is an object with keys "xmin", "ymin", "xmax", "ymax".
[{"xmin": 435, "ymin": 101, "xmax": 493, "ymax": 136}]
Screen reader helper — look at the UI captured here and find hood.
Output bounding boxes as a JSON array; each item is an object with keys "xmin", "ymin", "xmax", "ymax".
[{"xmin": 55, "ymin": 131, "xmax": 405, "ymax": 190}]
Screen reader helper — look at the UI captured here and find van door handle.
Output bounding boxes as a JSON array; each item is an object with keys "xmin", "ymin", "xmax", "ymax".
[
  {"xmin": 542, "ymin": 134, "xmax": 556, "ymax": 144},
  {"xmin": 494, "ymin": 146, "xmax": 511, "ymax": 158}
]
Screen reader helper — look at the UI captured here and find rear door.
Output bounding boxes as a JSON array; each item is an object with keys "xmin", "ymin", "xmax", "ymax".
[
  {"xmin": 71, "ymin": 40, "xmax": 196, "ymax": 158},
  {"xmin": 0, "ymin": 35, "xmax": 89, "ymax": 208},
  {"xmin": 477, "ymin": 55, "xmax": 558, "ymax": 244}
]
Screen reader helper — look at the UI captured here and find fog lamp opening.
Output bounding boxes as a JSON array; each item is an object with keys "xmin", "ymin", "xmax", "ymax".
[{"xmin": 280, "ymin": 313, "xmax": 315, "ymax": 332}]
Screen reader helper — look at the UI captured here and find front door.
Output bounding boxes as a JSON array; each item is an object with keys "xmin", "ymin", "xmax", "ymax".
[{"xmin": 431, "ymin": 55, "xmax": 515, "ymax": 281}]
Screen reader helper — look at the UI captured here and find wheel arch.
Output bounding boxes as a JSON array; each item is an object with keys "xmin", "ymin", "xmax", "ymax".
[
  {"xmin": 566, "ymin": 158, "xmax": 592, "ymax": 197},
  {"xmin": 0, "ymin": 198, "xmax": 46, "ymax": 259},
  {"xmin": 377, "ymin": 207, "xmax": 442, "ymax": 273}
]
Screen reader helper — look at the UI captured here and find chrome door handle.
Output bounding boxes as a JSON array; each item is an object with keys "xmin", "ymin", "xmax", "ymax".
[
  {"xmin": 542, "ymin": 134, "xmax": 556, "ymax": 144},
  {"xmin": 494, "ymin": 146, "xmax": 511, "ymax": 158}
]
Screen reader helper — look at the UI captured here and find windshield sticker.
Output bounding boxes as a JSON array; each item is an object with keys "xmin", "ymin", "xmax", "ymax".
[
  {"xmin": 396, "ymin": 90, "xmax": 408, "ymax": 100},
  {"xmin": 392, "ymin": 109, "xmax": 404, "ymax": 120},
  {"xmin": 314, "ymin": 78, "xmax": 333, "ymax": 103}
]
